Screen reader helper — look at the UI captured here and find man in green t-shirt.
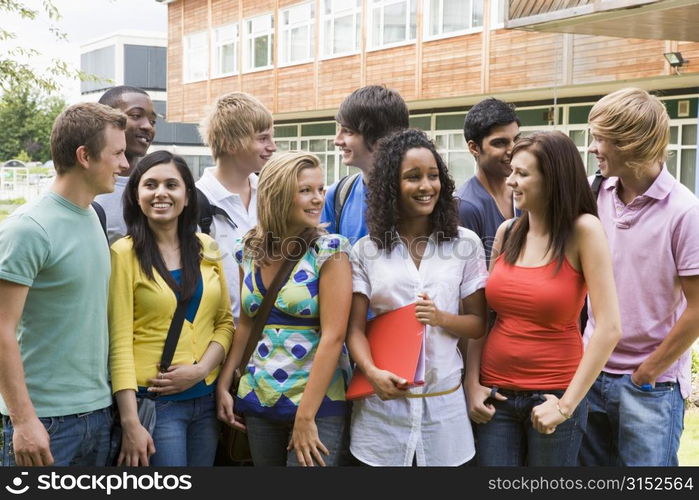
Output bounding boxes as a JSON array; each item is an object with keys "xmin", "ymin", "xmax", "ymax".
[{"xmin": 0, "ymin": 102, "xmax": 128, "ymax": 466}]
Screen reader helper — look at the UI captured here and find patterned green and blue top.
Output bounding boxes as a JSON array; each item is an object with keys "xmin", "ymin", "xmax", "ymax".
[{"xmin": 233, "ymin": 233, "xmax": 352, "ymax": 420}]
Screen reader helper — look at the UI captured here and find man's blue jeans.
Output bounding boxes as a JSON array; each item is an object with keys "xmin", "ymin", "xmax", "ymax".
[
  {"xmin": 245, "ymin": 414, "xmax": 347, "ymax": 466},
  {"xmin": 578, "ymin": 372, "xmax": 684, "ymax": 466},
  {"xmin": 1, "ymin": 406, "xmax": 113, "ymax": 466},
  {"xmin": 476, "ymin": 389, "xmax": 587, "ymax": 466},
  {"xmin": 148, "ymin": 392, "xmax": 220, "ymax": 467}
]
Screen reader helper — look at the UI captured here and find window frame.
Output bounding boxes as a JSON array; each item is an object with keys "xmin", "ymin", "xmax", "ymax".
[
  {"xmin": 320, "ymin": 0, "xmax": 362, "ymax": 60},
  {"xmin": 182, "ymin": 31, "xmax": 209, "ymax": 83},
  {"xmin": 367, "ymin": 0, "xmax": 417, "ymax": 51},
  {"xmin": 243, "ymin": 13, "xmax": 274, "ymax": 73},
  {"xmin": 212, "ymin": 23, "xmax": 239, "ymax": 78},
  {"xmin": 490, "ymin": 0, "xmax": 506, "ymax": 30},
  {"xmin": 423, "ymin": 0, "xmax": 484, "ymax": 42},
  {"xmin": 279, "ymin": 2, "xmax": 316, "ymax": 68}
]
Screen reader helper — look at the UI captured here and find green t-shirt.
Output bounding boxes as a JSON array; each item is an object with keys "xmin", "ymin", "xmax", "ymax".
[{"xmin": 0, "ymin": 191, "xmax": 112, "ymax": 417}]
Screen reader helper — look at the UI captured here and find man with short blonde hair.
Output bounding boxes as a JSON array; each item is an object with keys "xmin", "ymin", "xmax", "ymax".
[
  {"xmin": 0, "ymin": 102, "xmax": 128, "ymax": 466},
  {"xmin": 196, "ymin": 92, "xmax": 276, "ymax": 323},
  {"xmin": 580, "ymin": 88, "xmax": 699, "ymax": 466}
]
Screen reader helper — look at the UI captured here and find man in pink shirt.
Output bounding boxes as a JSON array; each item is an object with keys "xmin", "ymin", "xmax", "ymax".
[{"xmin": 580, "ymin": 88, "xmax": 699, "ymax": 466}]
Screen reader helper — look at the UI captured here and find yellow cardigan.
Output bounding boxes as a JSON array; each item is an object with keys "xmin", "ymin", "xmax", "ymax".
[{"xmin": 108, "ymin": 234, "xmax": 234, "ymax": 394}]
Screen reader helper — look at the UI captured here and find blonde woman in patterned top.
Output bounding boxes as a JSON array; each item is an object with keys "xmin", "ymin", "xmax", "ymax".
[{"xmin": 216, "ymin": 151, "xmax": 352, "ymax": 466}]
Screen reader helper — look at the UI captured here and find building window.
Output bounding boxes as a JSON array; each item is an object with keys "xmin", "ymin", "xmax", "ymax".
[
  {"xmin": 183, "ymin": 31, "xmax": 208, "ymax": 83},
  {"xmin": 667, "ymin": 122, "xmax": 697, "ymax": 191},
  {"xmin": 213, "ymin": 24, "xmax": 238, "ymax": 77},
  {"xmin": 279, "ymin": 3, "xmax": 315, "ymax": 66},
  {"xmin": 490, "ymin": 0, "xmax": 506, "ymax": 29},
  {"xmin": 244, "ymin": 14, "xmax": 274, "ymax": 72},
  {"xmin": 434, "ymin": 131, "xmax": 472, "ymax": 187},
  {"xmin": 321, "ymin": 0, "xmax": 361, "ymax": 58},
  {"xmin": 425, "ymin": 0, "xmax": 483, "ymax": 39},
  {"xmin": 369, "ymin": 0, "xmax": 416, "ymax": 49}
]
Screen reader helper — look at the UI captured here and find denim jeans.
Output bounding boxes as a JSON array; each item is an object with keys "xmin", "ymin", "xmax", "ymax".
[
  {"xmin": 149, "ymin": 392, "xmax": 220, "ymax": 467},
  {"xmin": 476, "ymin": 389, "xmax": 587, "ymax": 466},
  {"xmin": 578, "ymin": 372, "xmax": 684, "ymax": 466},
  {"xmin": 245, "ymin": 414, "xmax": 347, "ymax": 466},
  {"xmin": 1, "ymin": 406, "xmax": 113, "ymax": 466}
]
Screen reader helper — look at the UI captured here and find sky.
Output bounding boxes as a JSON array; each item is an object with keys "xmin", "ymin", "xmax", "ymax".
[{"xmin": 5, "ymin": 0, "xmax": 168, "ymax": 102}]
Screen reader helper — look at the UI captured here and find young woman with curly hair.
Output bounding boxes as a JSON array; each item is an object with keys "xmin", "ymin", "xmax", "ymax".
[{"xmin": 346, "ymin": 128, "xmax": 489, "ymax": 466}]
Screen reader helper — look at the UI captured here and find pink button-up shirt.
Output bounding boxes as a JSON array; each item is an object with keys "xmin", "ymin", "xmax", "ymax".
[{"xmin": 584, "ymin": 167, "xmax": 699, "ymax": 398}]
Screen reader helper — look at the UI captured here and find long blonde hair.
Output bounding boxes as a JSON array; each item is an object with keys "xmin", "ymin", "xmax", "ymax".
[
  {"xmin": 244, "ymin": 151, "xmax": 324, "ymax": 262},
  {"xmin": 589, "ymin": 88, "xmax": 669, "ymax": 177}
]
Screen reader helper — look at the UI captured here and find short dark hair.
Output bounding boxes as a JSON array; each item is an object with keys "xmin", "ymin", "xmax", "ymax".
[
  {"xmin": 50, "ymin": 102, "xmax": 127, "ymax": 174},
  {"xmin": 503, "ymin": 131, "xmax": 597, "ymax": 273},
  {"xmin": 463, "ymin": 98, "xmax": 520, "ymax": 147},
  {"xmin": 335, "ymin": 85, "xmax": 409, "ymax": 150},
  {"xmin": 99, "ymin": 85, "xmax": 150, "ymax": 109},
  {"xmin": 123, "ymin": 150, "xmax": 202, "ymax": 300},
  {"xmin": 366, "ymin": 129, "xmax": 459, "ymax": 250}
]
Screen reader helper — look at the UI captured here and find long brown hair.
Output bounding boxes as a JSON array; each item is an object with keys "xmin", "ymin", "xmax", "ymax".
[{"xmin": 502, "ymin": 131, "xmax": 598, "ymax": 272}]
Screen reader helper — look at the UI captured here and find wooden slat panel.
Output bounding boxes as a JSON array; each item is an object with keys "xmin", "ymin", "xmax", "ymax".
[
  {"xmin": 167, "ymin": 3, "xmax": 184, "ymax": 122},
  {"xmin": 677, "ymin": 41, "xmax": 699, "ymax": 69},
  {"xmin": 242, "ymin": 0, "xmax": 274, "ymax": 19},
  {"xmin": 276, "ymin": 64, "xmax": 316, "ymax": 112},
  {"xmin": 510, "ymin": 0, "xmax": 594, "ymax": 19},
  {"xmin": 317, "ymin": 56, "xmax": 362, "ymax": 109},
  {"xmin": 211, "ymin": 0, "xmax": 238, "ymax": 26},
  {"xmin": 180, "ymin": 81, "xmax": 209, "ymax": 123},
  {"xmin": 572, "ymin": 35, "xmax": 666, "ymax": 83},
  {"xmin": 183, "ymin": 0, "xmax": 208, "ymax": 34},
  {"xmin": 240, "ymin": 70, "xmax": 276, "ymax": 113},
  {"xmin": 421, "ymin": 34, "xmax": 482, "ymax": 99},
  {"xmin": 209, "ymin": 76, "xmax": 240, "ymax": 103},
  {"xmin": 489, "ymin": 30, "xmax": 561, "ymax": 92},
  {"xmin": 365, "ymin": 45, "xmax": 418, "ymax": 102}
]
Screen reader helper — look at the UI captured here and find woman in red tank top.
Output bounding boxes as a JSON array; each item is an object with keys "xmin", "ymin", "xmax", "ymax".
[{"xmin": 465, "ymin": 131, "xmax": 622, "ymax": 466}]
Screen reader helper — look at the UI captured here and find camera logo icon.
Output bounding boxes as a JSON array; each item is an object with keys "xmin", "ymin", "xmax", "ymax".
[{"xmin": 5, "ymin": 471, "xmax": 29, "ymax": 495}]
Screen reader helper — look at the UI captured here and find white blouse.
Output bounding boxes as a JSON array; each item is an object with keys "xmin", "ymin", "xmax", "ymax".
[{"xmin": 349, "ymin": 227, "xmax": 488, "ymax": 466}]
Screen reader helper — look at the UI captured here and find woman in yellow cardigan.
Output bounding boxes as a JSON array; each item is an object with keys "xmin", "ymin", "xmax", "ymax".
[{"xmin": 109, "ymin": 150, "xmax": 234, "ymax": 466}]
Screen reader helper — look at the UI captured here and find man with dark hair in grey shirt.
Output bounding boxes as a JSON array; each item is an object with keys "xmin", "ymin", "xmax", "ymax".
[
  {"xmin": 456, "ymin": 98, "xmax": 520, "ymax": 264},
  {"xmin": 94, "ymin": 86, "xmax": 156, "ymax": 243}
]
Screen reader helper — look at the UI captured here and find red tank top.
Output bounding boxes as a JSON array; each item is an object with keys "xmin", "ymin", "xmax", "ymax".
[{"xmin": 481, "ymin": 256, "xmax": 586, "ymax": 390}]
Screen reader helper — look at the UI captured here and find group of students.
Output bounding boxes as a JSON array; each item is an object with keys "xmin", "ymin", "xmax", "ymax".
[{"xmin": 0, "ymin": 82, "xmax": 696, "ymax": 468}]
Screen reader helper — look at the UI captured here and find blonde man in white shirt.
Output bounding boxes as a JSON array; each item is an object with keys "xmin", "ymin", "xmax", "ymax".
[
  {"xmin": 196, "ymin": 92, "xmax": 277, "ymax": 323},
  {"xmin": 346, "ymin": 129, "xmax": 488, "ymax": 466}
]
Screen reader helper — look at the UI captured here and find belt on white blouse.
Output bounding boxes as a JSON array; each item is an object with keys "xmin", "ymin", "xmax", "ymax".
[{"xmin": 404, "ymin": 382, "xmax": 461, "ymax": 398}]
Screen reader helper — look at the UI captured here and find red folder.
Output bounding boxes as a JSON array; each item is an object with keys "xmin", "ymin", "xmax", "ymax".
[{"xmin": 345, "ymin": 303, "xmax": 426, "ymax": 400}]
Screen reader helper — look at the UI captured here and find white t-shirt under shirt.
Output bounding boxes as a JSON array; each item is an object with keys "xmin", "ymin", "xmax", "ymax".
[
  {"xmin": 349, "ymin": 227, "xmax": 488, "ymax": 466},
  {"xmin": 195, "ymin": 168, "xmax": 258, "ymax": 323}
]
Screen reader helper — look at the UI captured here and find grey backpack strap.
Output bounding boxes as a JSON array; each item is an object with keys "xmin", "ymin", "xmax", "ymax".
[{"xmin": 333, "ymin": 172, "xmax": 361, "ymax": 230}]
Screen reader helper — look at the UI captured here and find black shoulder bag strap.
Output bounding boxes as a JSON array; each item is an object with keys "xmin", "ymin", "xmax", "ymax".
[
  {"xmin": 196, "ymin": 187, "xmax": 237, "ymax": 235},
  {"xmin": 237, "ymin": 231, "xmax": 319, "ymax": 377},
  {"xmin": 591, "ymin": 169, "xmax": 604, "ymax": 199},
  {"xmin": 158, "ymin": 268, "xmax": 202, "ymax": 372},
  {"xmin": 91, "ymin": 201, "xmax": 108, "ymax": 242}
]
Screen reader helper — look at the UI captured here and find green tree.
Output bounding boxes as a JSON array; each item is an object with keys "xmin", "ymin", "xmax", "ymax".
[
  {"xmin": 0, "ymin": 84, "xmax": 66, "ymax": 162},
  {"xmin": 0, "ymin": 0, "xmax": 89, "ymax": 93}
]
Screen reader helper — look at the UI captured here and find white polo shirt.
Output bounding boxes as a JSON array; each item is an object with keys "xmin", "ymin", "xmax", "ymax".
[{"xmin": 195, "ymin": 168, "xmax": 258, "ymax": 323}]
